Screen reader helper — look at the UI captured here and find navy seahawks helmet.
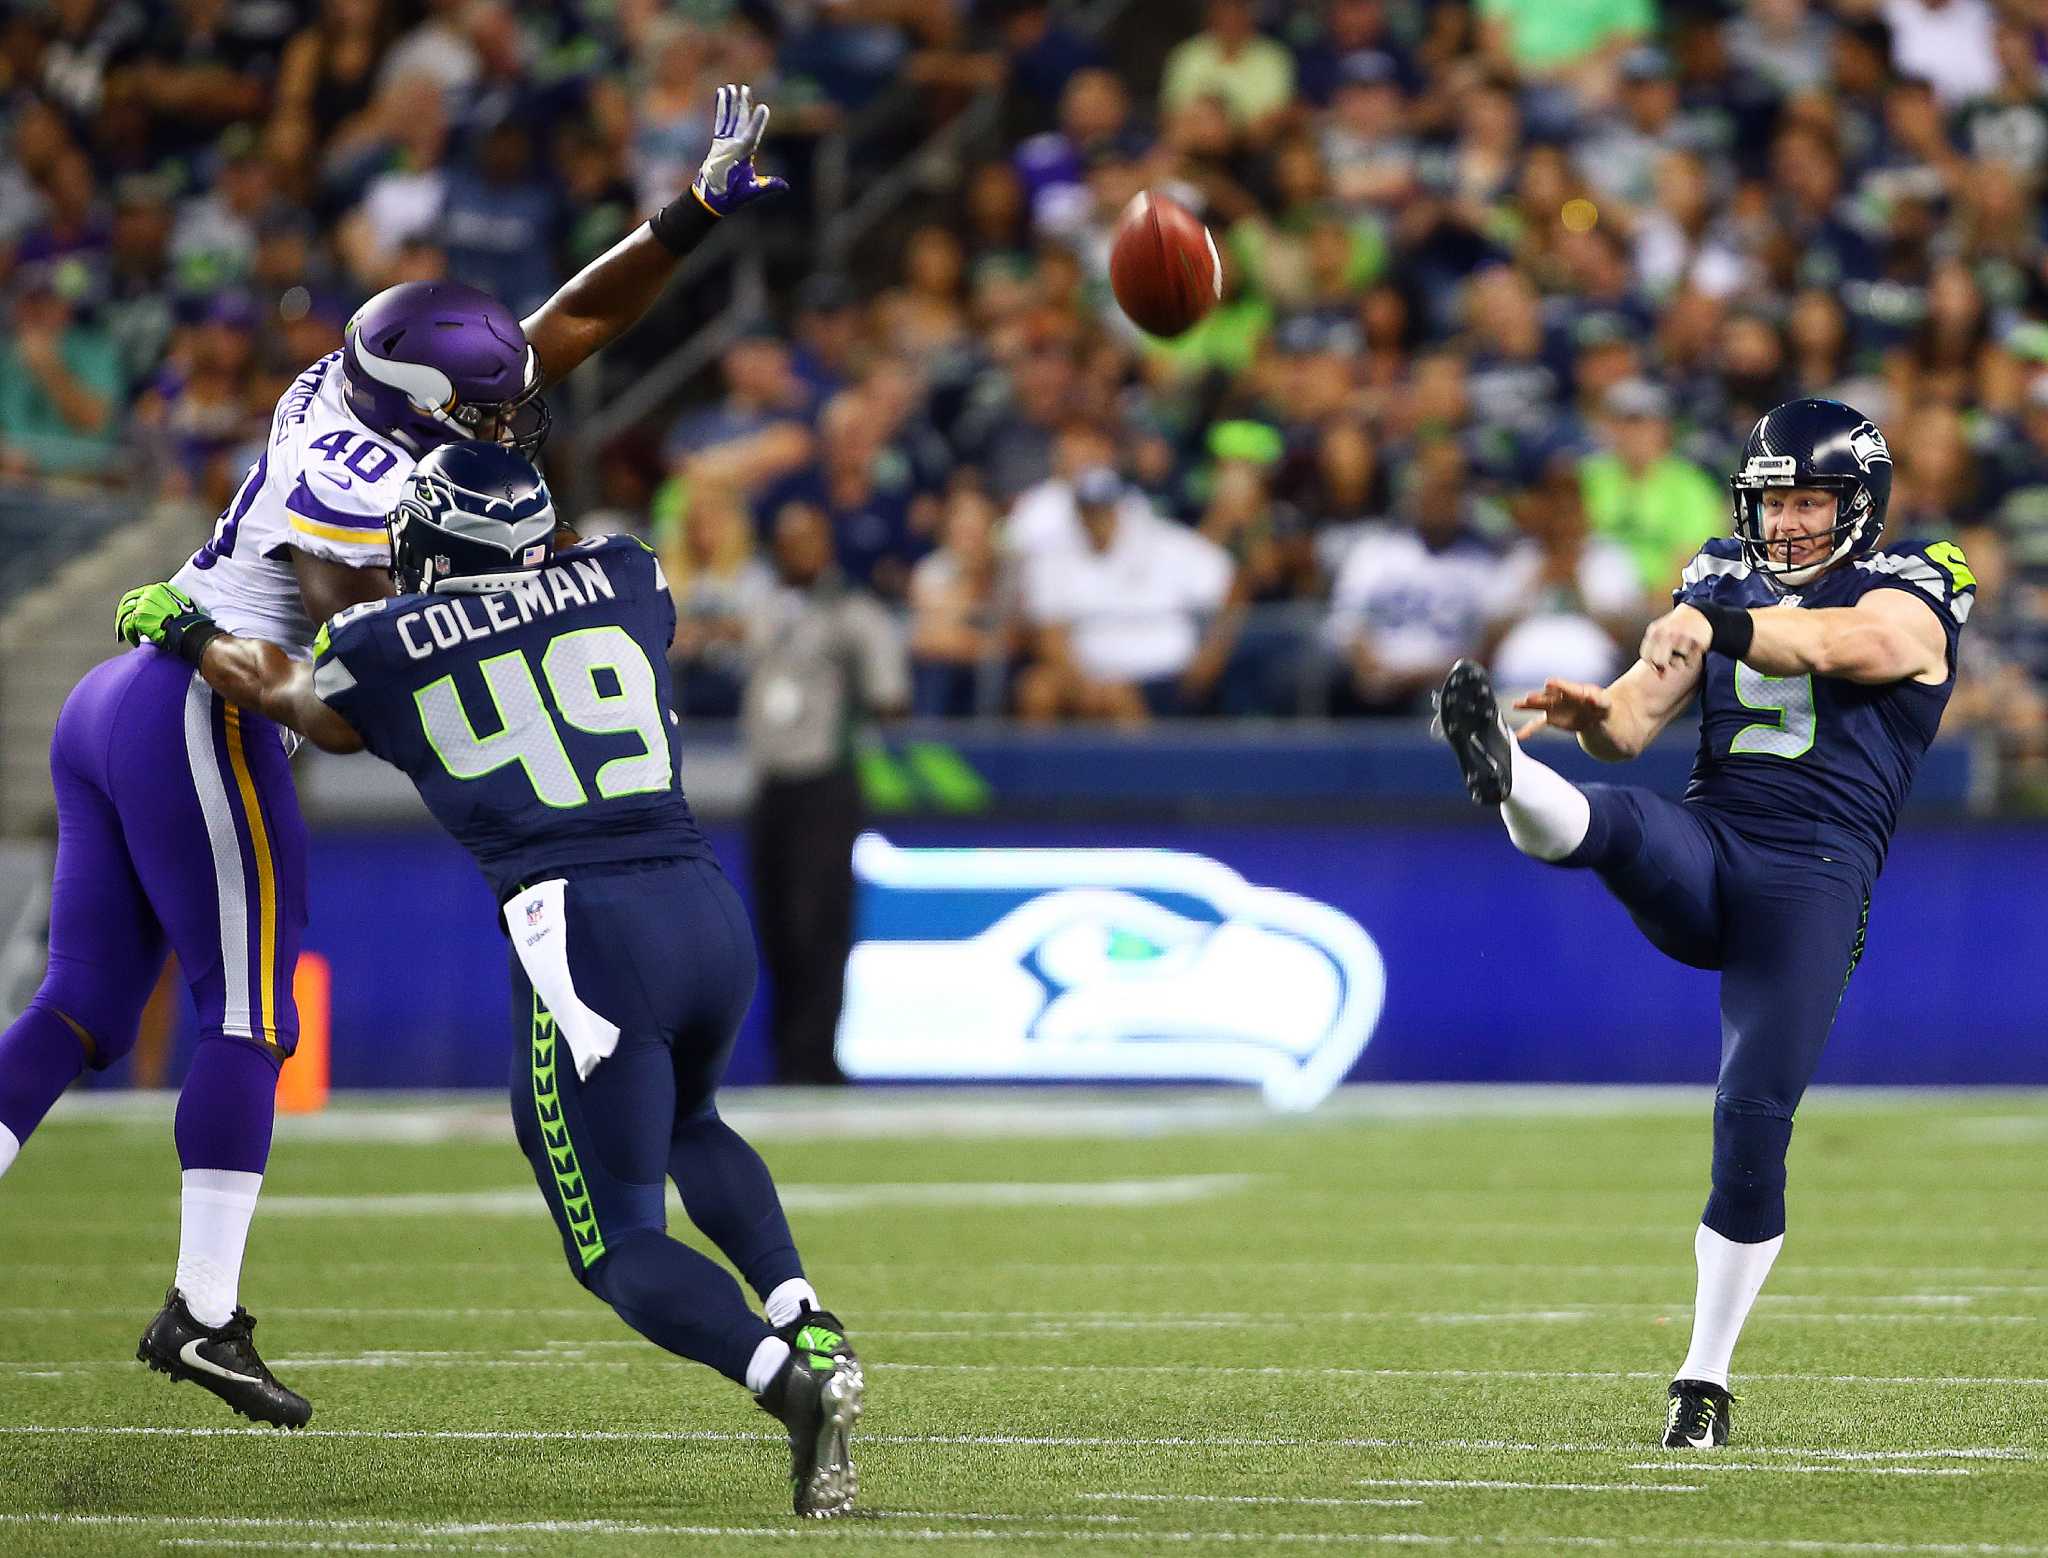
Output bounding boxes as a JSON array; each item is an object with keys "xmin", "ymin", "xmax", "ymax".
[
  {"xmin": 388, "ymin": 443, "xmax": 559, "ymax": 596},
  {"xmin": 1731, "ymin": 398, "xmax": 1893, "ymax": 587}
]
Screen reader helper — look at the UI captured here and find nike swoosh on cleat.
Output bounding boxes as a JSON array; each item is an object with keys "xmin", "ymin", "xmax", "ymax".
[
  {"xmin": 1685, "ymin": 1431, "xmax": 1717, "ymax": 1449},
  {"xmin": 178, "ymin": 1337, "xmax": 262, "ymax": 1386}
]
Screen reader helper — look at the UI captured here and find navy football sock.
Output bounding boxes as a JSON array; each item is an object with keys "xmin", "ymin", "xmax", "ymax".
[
  {"xmin": 669, "ymin": 1113, "xmax": 805, "ymax": 1300},
  {"xmin": 1701, "ymin": 1106, "xmax": 1794, "ymax": 1243},
  {"xmin": 586, "ymin": 1227, "xmax": 776, "ymax": 1384}
]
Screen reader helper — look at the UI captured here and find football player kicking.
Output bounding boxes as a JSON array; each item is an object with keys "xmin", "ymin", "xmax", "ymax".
[
  {"xmin": 117, "ymin": 444, "xmax": 864, "ymax": 1518},
  {"xmin": 1433, "ymin": 398, "xmax": 1973, "ymax": 1448},
  {"xmin": 0, "ymin": 86, "xmax": 783, "ymax": 1427}
]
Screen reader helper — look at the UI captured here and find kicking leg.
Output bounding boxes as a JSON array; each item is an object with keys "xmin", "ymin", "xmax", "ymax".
[{"xmin": 1666, "ymin": 849, "xmax": 1870, "ymax": 1445}]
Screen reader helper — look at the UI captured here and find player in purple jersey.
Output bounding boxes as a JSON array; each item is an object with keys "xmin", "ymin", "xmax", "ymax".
[
  {"xmin": 0, "ymin": 86, "xmax": 786, "ymax": 1428},
  {"xmin": 1433, "ymin": 399, "xmax": 1973, "ymax": 1448}
]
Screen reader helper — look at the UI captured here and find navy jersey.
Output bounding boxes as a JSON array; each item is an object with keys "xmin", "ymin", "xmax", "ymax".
[
  {"xmin": 1672, "ymin": 536, "xmax": 1975, "ymax": 877},
  {"xmin": 311, "ymin": 535, "xmax": 709, "ymax": 898}
]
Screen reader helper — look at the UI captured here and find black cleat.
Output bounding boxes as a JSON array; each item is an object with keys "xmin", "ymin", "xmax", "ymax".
[
  {"xmin": 756, "ymin": 1317, "xmax": 864, "ymax": 1518},
  {"xmin": 1433, "ymin": 659, "xmax": 1514, "ymax": 805},
  {"xmin": 1662, "ymin": 1379, "xmax": 1733, "ymax": 1448},
  {"xmin": 137, "ymin": 1288, "xmax": 312, "ymax": 1429}
]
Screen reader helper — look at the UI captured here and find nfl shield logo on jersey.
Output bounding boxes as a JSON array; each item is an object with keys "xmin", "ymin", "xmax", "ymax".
[{"xmin": 526, "ymin": 899, "xmax": 544, "ymax": 927}]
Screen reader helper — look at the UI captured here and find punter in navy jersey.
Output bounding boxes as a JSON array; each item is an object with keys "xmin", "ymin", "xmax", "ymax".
[
  {"xmin": 1433, "ymin": 398, "xmax": 1973, "ymax": 1449},
  {"xmin": 118, "ymin": 443, "xmax": 864, "ymax": 1518}
]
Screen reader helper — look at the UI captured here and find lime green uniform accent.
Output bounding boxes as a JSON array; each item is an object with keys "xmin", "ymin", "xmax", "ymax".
[
  {"xmin": 531, "ymin": 993, "xmax": 605, "ymax": 1270},
  {"xmin": 1925, "ymin": 541, "xmax": 1977, "ymax": 594}
]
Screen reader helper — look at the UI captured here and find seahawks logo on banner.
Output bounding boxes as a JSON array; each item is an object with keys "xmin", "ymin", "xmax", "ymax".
[{"xmin": 835, "ymin": 835, "xmax": 1386, "ymax": 1110}]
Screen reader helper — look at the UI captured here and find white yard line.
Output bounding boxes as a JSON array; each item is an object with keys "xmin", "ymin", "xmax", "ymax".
[
  {"xmin": 10, "ymin": 1353, "xmax": 2048, "ymax": 1390},
  {"xmin": 1352, "ymin": 1479, "xmax": 1702, "ymax": 1494},
  {"xmin": 1621, "ymin": 1463, "xmax": 1972, "ymax": 1477},
  {"xmin": 1079, "ymin": 1494, "xmax": 1424, "ymax": 1509},
  {"xmin": 872, "ymin": 1362, "xmax": 2048, "ymax": 1388},
  {"xmin": 258, "ymin": 1175, "xmax": 1257, "ymax": 1217},
  {"xmin": 1348, "ymin": 1439, "xmax": 2036, "ymax": 1462},
  {"xmin": 6, "ymin": 1514, "xmax": 2048, "ymax": 1555}
]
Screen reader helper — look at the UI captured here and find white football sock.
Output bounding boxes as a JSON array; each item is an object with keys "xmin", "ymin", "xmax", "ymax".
[
  {"xmin": 1501, "ymin": 735, "xmax": 1591, "ymax": 861},
  {"xmin": 765, "ymin": 1277, "xmax": 819, "ymax": 1328},
  {"xmin": 1677, "ymin": 1222, "xmax": 1784, "ymax": 1388},
  {"xmin": 176, "ymin": 1169, "xmax": 263, "ymax": 1329},
  {"xmin": 746, "ymin": 1336, "xmax": 792, "ymax": 1394},
  {"xmin": 0, "ymin": 1123, "xmax": 19, "ymax": 1180}
]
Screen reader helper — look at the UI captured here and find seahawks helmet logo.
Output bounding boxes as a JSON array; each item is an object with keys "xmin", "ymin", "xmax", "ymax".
[{"xmin": 1846, "ymin": 421, "xmax": 1890, "ymax": 472}]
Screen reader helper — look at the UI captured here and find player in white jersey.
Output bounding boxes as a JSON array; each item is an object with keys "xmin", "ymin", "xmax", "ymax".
[{"xmin": 0, "ymin": 85, "xmax": 785, "ymax": 1427}]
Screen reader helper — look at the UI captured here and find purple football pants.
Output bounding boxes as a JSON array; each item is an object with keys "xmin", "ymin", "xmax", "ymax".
[{"xmin": 0, "ymin": 647, "xmax": 305, "ymax": 1172}]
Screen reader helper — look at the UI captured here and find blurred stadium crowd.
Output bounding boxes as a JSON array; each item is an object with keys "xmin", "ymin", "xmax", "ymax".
[{"xmin": 5, "ymin": 0, "xmax": 2048, "ymax": 766}]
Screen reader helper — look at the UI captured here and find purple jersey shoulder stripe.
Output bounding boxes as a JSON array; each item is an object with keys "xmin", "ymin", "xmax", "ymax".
[{"xmin": 287, "ymin": 474, "xmax": 388, "ymax": 535}]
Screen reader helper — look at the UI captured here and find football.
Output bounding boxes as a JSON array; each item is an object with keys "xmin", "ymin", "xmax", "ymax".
[{"xmin": 1109, "ymin": 190, "xmax": 1222, "ymax": 338}]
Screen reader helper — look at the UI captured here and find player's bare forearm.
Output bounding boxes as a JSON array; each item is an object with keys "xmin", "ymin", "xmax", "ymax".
[
  {"xmin": 294, "ymin": 549, "xmax": 393, "ymax": 623},
  {"xmin": 1742, "ymin": 600, "xmax": 1946, "ymax": 685},
  {"xmin": 522, "ymin": 225, "xmax": 698, "ymax": 387},
  {"xmin": 1587, "ymin": 660, "xmax": 1697, "ymax": 761},
  {"xmin": 197, "ymin": 636, "xmax": 365, "ymax": 754}
]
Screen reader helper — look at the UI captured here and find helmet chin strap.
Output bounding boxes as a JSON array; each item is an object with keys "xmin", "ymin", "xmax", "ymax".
[{"xmin": 1753, "ymin": 525, "xmax": 1860, "ymax": 590}]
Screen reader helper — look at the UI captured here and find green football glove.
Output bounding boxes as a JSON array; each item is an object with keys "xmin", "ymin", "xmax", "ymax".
[{"xmin": 116, "ymin": 582, "xmax": 223, "ymax": 665}]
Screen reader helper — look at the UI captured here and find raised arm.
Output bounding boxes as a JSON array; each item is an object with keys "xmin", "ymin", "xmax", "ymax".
[
  {"xmin": 1640, "ymin": 592, "xmax": 1948, "ymax": 688},
  {"xmin": 521, "ymin": 84, "xmax": 787, "ymax": 386},
  {"xmin": 116, "ymin": 585, "xmax": 364, "ymax": 754}
]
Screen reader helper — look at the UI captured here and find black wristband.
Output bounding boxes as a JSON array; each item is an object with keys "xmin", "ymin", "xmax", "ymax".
[
  {"xmin": 1694, "ymin": 601, "xmax": 1754, "ymax": 661},
  {"xmin": 648, "ymin": 190, "xmax": 719, "ymax": 255},
  {"xmin": 166, "ymin": 615, "xmax": 225, "ymax": 669}
]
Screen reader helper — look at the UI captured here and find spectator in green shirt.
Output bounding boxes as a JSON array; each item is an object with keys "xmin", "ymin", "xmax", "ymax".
[
  {"xmin": 1478, "ymin": 0, "xmax": 1655, "ymax": 110},
  {"xmin": 0, "ymin": 268, "xmax": 123, "ymax": 485},
  {"xmin": 1578, "ymin": 377, "xmax": 1725, "ymax": 603},
  {"xmin": 1161, "ymin": 0, "xmax": 1297, "ymax": 144}
]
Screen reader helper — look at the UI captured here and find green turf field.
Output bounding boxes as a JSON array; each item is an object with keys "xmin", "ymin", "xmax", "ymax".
[{"xmin": 0, "ymin": 1087, "xmax": 2042, "ymax": 1557}]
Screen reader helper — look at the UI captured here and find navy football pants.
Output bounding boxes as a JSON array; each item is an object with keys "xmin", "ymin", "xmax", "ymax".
[
  {"xmin": 508, "ymin": 858, "xmax": 803, "ymax": 1382},
  {"xmin": 1561, "ymin": 786, "xmax": 1870, "ymax": 1243}
]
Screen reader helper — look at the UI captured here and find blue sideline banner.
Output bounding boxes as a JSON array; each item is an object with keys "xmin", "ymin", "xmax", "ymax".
[{"xmin": 123, "ymin": 819, "xmax": 2048, "ymax": 1094}]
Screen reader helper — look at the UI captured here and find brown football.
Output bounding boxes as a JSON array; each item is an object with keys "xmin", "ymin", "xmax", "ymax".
[{"xmin": 1109, "ymin": 191, "xmax": 1221, "ymax": 338}]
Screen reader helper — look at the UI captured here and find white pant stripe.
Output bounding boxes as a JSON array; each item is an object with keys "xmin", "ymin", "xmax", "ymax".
[{"xmin": 182, "ymin": 675, "xmax": 254, "ymax": 1039}]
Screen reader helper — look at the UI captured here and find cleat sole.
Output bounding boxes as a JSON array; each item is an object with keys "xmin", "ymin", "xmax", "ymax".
[{"xmin": 1438, "ymin": 661, "xmax": 1512, "ymax": 806}]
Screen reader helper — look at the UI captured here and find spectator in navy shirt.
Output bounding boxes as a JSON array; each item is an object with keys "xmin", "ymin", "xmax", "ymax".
[{"xmin": 441, "ymin": 120, "xmax": 561, "ymax": 317}]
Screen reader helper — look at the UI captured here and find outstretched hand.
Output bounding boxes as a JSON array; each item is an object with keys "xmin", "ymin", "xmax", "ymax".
[
  {"xmin": 692, "ymin": 84, "xmax": 788, "ymax": 215},
  {"xmin": 1512, "ymin": 678, "xmax": 1613, "ymax": 741}
]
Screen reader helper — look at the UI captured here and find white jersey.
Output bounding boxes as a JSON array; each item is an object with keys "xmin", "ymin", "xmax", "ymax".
[{"xmin": 172, "ymin": 351, "xmax": 409, "ymax": 657}]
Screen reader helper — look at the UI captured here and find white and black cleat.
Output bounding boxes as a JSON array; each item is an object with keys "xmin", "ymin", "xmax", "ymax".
[
  {"xmin": 1662, "ymin": 1378, "xmax": 1732, "ymax": 1448},
  {"xmin": 756, "ymin": 1319, "xmax": 864, "ymax": 1518},
  {"xmin": 1433, "ymin": 658, "xmax": 1514, "ymax": 806},
  {"xmin": 137, "ymin": 1288, "xmax": 312, "ymax": 1428}
]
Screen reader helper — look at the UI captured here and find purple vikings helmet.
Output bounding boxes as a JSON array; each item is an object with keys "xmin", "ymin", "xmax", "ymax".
[{"xmin": 340, "ymin": 281, "xmax": 550, "ymax": 458}]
